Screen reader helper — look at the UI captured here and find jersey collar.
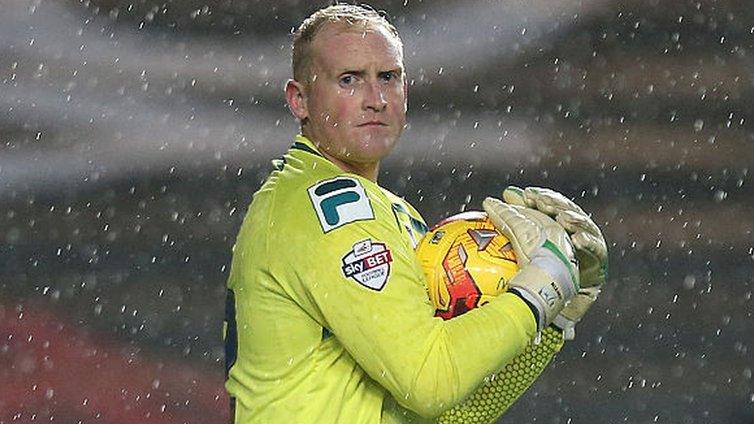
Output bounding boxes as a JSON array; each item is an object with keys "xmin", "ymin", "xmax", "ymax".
[
  {"xmin": 291, "ymin": 134, "xmax": 324, "ymax": 158},
  {"xmin": 290, "ymin": 135, "xmax": 371, "ymax": 181}
]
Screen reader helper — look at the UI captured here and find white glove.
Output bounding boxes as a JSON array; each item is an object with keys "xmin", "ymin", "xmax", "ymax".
[
  {"xmin": 503, "ymin": 186, "xmax": 608, "ymax": 339},
  {"xmin": 482, "ymin": 197, "xmax": 580, "ymax": 331}
]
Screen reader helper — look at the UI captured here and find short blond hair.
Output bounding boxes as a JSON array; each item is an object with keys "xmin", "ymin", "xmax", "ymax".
[{"xmin": 291, "ymin": 3, "xmax": 403, "ymax": 83}]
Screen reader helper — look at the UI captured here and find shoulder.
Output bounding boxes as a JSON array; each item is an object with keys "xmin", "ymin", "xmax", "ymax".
[
  {"xmin": 380, "ymin": 188, "xmax": 426, "ymax": 224},
  {"xmin": 249, "ymin": 158, "xmax": 395, "ymax": 239}
]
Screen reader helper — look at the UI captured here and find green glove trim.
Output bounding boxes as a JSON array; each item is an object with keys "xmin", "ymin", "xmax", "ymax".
[{"xmin": 542, "ymin": 239, "xmax": 579, "ymax": 292}]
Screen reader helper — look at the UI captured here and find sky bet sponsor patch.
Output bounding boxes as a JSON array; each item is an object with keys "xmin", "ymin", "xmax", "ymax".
[{"xmin": 341, "ymin": 239, "xmax": 393, "ymax": 291}]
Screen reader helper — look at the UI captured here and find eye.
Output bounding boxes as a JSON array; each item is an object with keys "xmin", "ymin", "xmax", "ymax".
[
  {"xmin": 380, "ymin": 71, "xmax": 399, "ymax": 83},
  {"xmin": 339, "ymin": 75, "xmax": 355, "ymax": 86}
]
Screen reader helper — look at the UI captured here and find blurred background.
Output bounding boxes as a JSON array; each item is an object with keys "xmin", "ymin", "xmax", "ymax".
[{"xmin": 1, "ymin": 0, "xmax": 752, "ymax": 422}]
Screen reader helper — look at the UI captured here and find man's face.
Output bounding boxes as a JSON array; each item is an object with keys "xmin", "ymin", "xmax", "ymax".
[{"xmin": 302, "ymin": 24, "xmax": 407, "ymax": 167}]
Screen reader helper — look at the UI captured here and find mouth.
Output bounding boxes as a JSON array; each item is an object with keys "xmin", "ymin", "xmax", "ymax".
[{"xmin": 358, "ymin": 121, "xmax": 388, "ymax": 127}]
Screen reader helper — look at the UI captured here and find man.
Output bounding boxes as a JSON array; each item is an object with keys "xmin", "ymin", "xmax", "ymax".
[{"xmin": 224, "ymin": 4, "xmax": 607, "ymax": 423}]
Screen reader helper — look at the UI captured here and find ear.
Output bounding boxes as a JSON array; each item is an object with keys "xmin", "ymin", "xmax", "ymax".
[{"xmin": 285, "ymin": 79, "xmax": 308, "ymax": 121}]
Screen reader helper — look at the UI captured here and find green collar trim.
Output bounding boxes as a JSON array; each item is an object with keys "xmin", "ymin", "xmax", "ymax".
[
  {"xmin": 291, "ymin": 141, "xmax": 322, "ymax": 157},
  {"xmin": 291, "ymin": 135, "xmax": 323, "ymax": 158}
]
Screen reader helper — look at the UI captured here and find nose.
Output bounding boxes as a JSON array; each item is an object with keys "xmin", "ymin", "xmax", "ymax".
[{"xmin": 363, "ymin": 82, "xmax": 387, "ymax": 112}]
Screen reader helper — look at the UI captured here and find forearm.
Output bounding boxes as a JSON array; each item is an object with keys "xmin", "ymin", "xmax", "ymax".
[
  {"xmin": 437, "ymin": 326, "xmax": 564, "ymax": 423},
  {"xmin": 347, "ymin": 292, "xmax": 537, "ymax": 418}
]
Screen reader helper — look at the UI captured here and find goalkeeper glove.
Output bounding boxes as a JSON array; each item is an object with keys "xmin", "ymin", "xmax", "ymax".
[
  {"xmin": 482, "ymin": 197, "xmax": 579, "ymax": 331},
  {"xmin": 502, "ymin": 186, "xmax": 608, "ymax": 339}
]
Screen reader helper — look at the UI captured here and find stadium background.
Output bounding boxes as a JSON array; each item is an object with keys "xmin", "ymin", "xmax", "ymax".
[{"xmin": 1, "ymin": 0, "xmax": 752, "ymax": 422}]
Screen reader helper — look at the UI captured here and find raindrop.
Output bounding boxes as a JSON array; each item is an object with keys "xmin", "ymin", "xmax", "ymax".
[{"xmin": 683, "ymin": 275, "xmax": 696, "ymax": 289}]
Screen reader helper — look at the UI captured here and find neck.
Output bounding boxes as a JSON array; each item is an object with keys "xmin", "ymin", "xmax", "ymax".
[{"xmin": 318, "ymin": 149, "xmax": 380, "ymax": 182}]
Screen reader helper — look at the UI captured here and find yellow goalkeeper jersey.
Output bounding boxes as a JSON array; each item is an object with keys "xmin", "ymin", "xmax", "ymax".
[{"xmin": 224, "ymin": 135, "xmax": 539, "ymax": 423}]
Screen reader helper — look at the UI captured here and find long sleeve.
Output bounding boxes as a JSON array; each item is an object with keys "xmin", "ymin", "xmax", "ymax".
[{"xmin": 437, "ymin": 327, "xmax": 564, "ymax": 423}]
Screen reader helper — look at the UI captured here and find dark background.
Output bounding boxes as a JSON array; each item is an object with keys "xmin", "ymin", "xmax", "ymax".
[{"xmin": 1, "ymin": 0, "xmax": 752, "ymax": 422}]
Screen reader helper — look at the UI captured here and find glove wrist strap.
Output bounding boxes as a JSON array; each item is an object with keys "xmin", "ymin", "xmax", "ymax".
[{"xmin": 552, "ymin": 315, "xmax": 576, "ymax": 340}]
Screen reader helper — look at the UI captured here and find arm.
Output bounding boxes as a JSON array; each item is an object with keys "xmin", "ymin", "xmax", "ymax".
[
  {"xmin": 301, "ymin": 234, "xmax": 538, "ymax": 418},
  {"xmin": 437, "ymin": 327, "xmax": 563, "ymax": 423}
]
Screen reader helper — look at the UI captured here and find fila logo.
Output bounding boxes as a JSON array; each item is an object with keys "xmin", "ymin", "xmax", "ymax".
[{"xmin": 308, "ymin": 177, "xmax": 374, "ymax": 232}]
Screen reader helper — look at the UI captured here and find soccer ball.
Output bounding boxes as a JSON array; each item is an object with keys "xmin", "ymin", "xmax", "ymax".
[{"xmin": 416, "ymin": 211, "xmax": 519, "ymax": 320}]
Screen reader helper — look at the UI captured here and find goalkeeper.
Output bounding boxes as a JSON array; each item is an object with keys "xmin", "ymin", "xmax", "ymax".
[{"xmin": 224, "ymin": 4, "xmax": 608, "ymax": 423}]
